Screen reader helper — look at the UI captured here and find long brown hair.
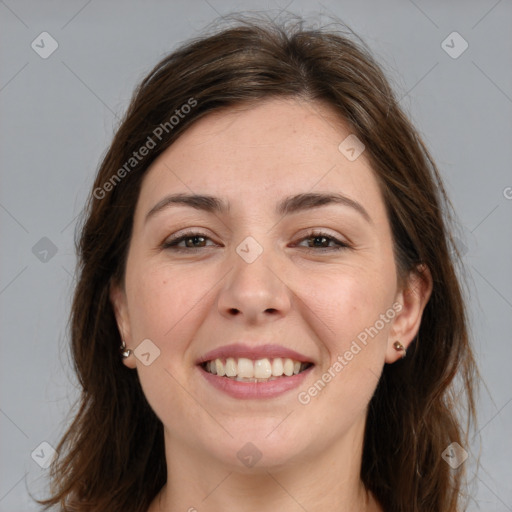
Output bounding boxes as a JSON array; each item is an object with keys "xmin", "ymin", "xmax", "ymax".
[{"xmin": 36, "ymin": 13, "xmax": 478, "ymax": 512}]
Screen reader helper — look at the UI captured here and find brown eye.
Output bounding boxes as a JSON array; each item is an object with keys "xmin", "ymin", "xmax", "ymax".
[
  {"xmin": 296, "ymin": 231, "xmax": 350, "ymax": 252},
  {"xmin": 183, "ymin": 235, "xmax": 207, "ymax": 248},
  {"xmin": 162, "ymin": 231, "xmax": 216, "ymax": 251}
]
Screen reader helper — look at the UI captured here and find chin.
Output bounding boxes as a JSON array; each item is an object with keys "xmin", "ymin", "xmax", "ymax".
[{"xmin": 202, "ymin": 419, "xmax": 309, "ymax": 471}]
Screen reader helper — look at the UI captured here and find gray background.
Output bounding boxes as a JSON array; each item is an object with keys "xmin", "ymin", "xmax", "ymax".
[{"xmin": 1, "ymin": 0, "xmax": 511, "ymax": 510}]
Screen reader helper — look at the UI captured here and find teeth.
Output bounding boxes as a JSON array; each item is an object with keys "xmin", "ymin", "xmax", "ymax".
[
  {"xmin": 225, "ymin": 357, "xmax": 237, "ymax": 377},
  {"xmin": 237, "ymin": 358, "xmax": 254, "ymax": 378},
  {"xmin": 254, "ymin": 358, "xmax": 272, "ymax": 379},
  {"xmin": 283, "ymin": 358, "xmax": 294, "ymax": 376},
  {"xmin": 272, "ymin": 357, "xmax": 284, "ymax": 376},
  {"xmin": 203, "ymin": 357, "xmax": 310, "ymax": 379},
  {"xmin": 215, "ymin": 359, "xmax": 225, "ymax": 377}
]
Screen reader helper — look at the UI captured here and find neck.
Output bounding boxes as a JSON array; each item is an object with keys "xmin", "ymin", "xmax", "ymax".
[{"xmin": 149, "ymin": 415, "xmax": 382, "ymax": 512}]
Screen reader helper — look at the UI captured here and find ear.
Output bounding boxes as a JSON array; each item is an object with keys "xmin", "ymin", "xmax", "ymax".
[
  {"xmin": 109, "ymin": 279, "xmax": 137, "ymax": 369},
  {"xmin": 385, "ymin": 264, "xmax": 433, "ymax": 363}
]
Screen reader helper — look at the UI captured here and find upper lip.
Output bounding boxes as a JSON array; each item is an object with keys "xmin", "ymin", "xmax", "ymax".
[{"xmin": 196, "ymin": 344, "xmax": 314, "ymax": 365}]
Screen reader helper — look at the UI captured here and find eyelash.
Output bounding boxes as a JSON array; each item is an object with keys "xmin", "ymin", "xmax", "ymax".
[{"xmin": 161, "ymin": 230, "xmax": 351, "ymax": 253}]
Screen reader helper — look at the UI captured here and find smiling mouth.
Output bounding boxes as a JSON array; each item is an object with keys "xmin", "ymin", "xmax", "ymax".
[{"xmin": 200, "ymin": 357, "xmax": 313, "ymax": 382}]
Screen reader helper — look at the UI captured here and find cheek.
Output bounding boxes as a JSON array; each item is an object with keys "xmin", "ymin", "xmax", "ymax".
[
  {"xmin": 301, "ymin": 265, "xmax": 396, "ymax": 408},
  {"xmin": 124, "ymin": 263, "xmax": 213, "ymax": 422},
  {"xmin": 299, "ymin": 264, "xmax": 395, "ymax": 352},
  {"xmin": 126, "ymin": 261, "xmax": 209, "ymax": 341}
]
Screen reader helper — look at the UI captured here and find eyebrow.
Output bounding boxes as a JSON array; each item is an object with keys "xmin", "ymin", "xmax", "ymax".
[{"xmin": 145, "ymin": 192, "xmax": 372, "ymax": 224}]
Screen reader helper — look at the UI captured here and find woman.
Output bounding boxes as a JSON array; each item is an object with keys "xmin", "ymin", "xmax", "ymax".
[{"xmin": 38, "ymin": 14, "xmax": 478, "ymax": 512}]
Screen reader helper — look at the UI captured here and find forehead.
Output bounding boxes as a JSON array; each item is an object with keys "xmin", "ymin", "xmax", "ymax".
[{"xmin": 136, "ymin": 97, "xmax": 385, "ymax": 220}]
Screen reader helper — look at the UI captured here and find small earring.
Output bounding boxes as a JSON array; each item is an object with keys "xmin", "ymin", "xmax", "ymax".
[
  {"xmin": 393, "ymin": 341, "xmax": 406, "ymax": 359},
  {"xmin": 120, "ymin": 340, "xmax": 132, "ymax": 358}
]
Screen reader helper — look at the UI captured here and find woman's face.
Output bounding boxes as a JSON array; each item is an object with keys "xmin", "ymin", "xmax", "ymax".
[{"xmin": 111, "ymin": 98, "xmax": 428, "ymax": 471}]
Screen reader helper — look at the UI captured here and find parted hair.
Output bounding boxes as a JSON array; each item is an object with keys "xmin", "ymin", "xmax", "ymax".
[{"xmin": 37, "ymin": 13, "xmax": 478, "ymax": 512}]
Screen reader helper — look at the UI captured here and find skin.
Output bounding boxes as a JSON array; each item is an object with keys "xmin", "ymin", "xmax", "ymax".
[{"xmin": 110, "ymin": 97, "xmax": 432, "ymax": 512}]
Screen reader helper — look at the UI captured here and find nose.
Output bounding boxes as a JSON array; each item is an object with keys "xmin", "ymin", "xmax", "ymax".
[{"xmin": 216, "ymin": 242, "xmax": 292, "ymax": 325}]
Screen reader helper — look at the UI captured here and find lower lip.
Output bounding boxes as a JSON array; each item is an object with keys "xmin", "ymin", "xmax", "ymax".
[{"xmin": 198, "ymin": 365, "xmax": 314, "ymax": 399}]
